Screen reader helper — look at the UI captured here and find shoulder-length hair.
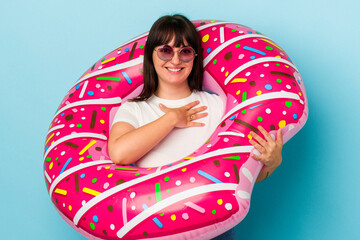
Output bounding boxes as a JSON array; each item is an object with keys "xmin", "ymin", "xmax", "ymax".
[{"xmin": 131, "ymin": 14, "xmax": 203, "ymax": 102}]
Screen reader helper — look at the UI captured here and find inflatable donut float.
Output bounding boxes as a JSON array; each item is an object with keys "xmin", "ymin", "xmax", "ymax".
[{"xmin": 43, "ymin": 20, "xmax": 308, "ymax": 239}]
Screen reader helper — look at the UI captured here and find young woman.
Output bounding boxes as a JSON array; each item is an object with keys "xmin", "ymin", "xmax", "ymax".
[{"xmin": 108, "ymin": 14, "xmax": 283, "ymax": 239}]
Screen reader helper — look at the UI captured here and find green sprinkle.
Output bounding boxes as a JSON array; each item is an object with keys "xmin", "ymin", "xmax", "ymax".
[
  {"xmin": 213, "ymin": 59, "xmax": 217, "ymax": 64},
  {"xmin": 140, "ymin": 45, "xmax": 144, "ymax": 49},
  {"xmin": 155, "ymin": 183, "xmax": 162, "ymax": 202},
  {"xmin": 285, "ymin": 101, "xmax": 292, "ymax": 107},
  {"xmin": 276, "ymin": 78, "xmax": 282, "ymax": 83},
  {"xmin": 235, "ymin": 44, "xmax": 240, "ymax": 48},
  {"xmin": 242, "ymin": 109, "xmax": 247, "ymax": 114},
  {"xmin": 257, "ymin": 116, "xmax": 263, "ymax": 122},
  {"xmin": 164, "ymin": 176, "xmax": 169, "ymax": 182},
  {"xmin": 55, "ymin": 157, "xmax": 59, "ymax": 161},
  {"xmin": 135, "ymin": 173, "xmax": 140, "ymax": 176},
  {"xmin": 231, "ymin": 29, "xmax": 236, "ymax": 32},
  {"xmin": 101, "ymin": 107, "xmax": 107, "ymax": 111},
  {"xmin": 166, "ymin": 189, "xmax": 170, "ymax": 193},
  {"xmin": 92, "ymin": 178, "xmax": 97, "ymax": 183},
  {"xmin": 90, "ymin": 222, "xmax": 95, "ymax": 230},
  {"xmin": 46, "ymin": 157, "xmax": 51, "ymax": 162},
  {"xmin": 96, "ymin": 76, "xmax": 121, "ymax": 81},
  {"xmin": 276, "ymin": 63, "xmax": 280, "ymax": 66},
  {"xmin": 265, "ymin": 46, "xmax": 273, "ymax": 51},
  {"xmin": 86, "ymin": 155, "xmax": 92, "ymax": 158},
  {"xmin": 76, "ymin": 124, "xmax": 82, "ymax": 128},
  {"xmin": 212, "ymin": 210, "xmax": 217, "ymax": 214},
  {"xmin": 101, "ymin": 58, "xmax": 105, "ymax": 62},
  {"xmin": 256, "ymin": 31, "xmax": 262, "ymax": 34},
  {"xmin": 223, "ymin": 156, "xmax": 240, "ymax": 160},
  {"xmin": 242, "ymin": 92, "xmax": 247, "ymax": 102},
  {"xmin": 160, "ymin": 213, "xmax": 165, "ymax": 216},
  {"xmin": 115, "ymin": 167, "xmax": 139, "ymax": 171}
]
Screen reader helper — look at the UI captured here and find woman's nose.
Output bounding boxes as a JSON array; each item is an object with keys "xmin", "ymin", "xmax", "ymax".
[{"xmin": 170, "ymin": 51, "xmax": 181, "ymax": 65}]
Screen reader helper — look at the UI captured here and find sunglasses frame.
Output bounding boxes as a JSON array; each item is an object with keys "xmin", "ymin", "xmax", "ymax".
[{"xmin": 154, "ymin": 45, "xmax": 198, "ymax": 63}]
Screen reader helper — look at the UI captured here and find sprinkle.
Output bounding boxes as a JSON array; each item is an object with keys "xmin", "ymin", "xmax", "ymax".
[
  {"xmin": 75, "ymin": 173, "xmax": 79, "ymax": 192},
  {"xmin": 101, "ymin": 57, "xmax": 115, "ymax": 65},
  {"xmin": 220, "ymin": 27, "xmax": 225, "ymax": 43},
  {"xmin": 198, "ymin": 170, "xmax": 223, "ymax": 183},
  {"xmin": 79, "ymin": 81, "xmax": 89, "ymax": 99},
  {"xmin": 129, "ymin": 42, "xmax": 137, "ymax": 60},
  {"xmin": 270, "ymin": 71, "xmax": 295, "ymax": 79},
  {"xmin": 225, "ymin": 203, "xmax": 233, "ymax": 210},
  {"xmin": 60, "ymin": 157, "xmax": 72, "ymax": 174},
  {"xmin": 155, "ymin": 183, "xmax": 162, "ymax": 202},
  {"xmin": 233, "ymin": 164, "xmax": 239, "ymax": 183},
  {"xmin": 142, "ymin": 204, "xmax": 163, "ymax": 228},
  {"xmin": 83, "ymin": 187, "xmax": 101, "ymax": 196},
  {"xmin": 54, "ymin": 188, "xmax": 67, "ymax": 195},
  {"xmin": 96, "ymin": 76, "xmax": 121, "ymax": 81},
  {"xmin": 231, "ymin": 78, "xmax": 247, "ymax": 83},
  {"xmin": 202, "ymin": 34, "xmax": 210, "ymax": 42},
  {"xmin": 90, "ymin": 110, "xmax": 97, "ymax": 129},
  {"xmin": 260, "ymin": 38, "xmax": 283, "ymax": 50},
  {"xmin": 217, "ymin": 199, "xmax": 223, "ymax": 205},
  {"xmin": 243, "ymin": 46, "xmax": 266, "ymax": 55},
  {"xmin": 182, "ymin": 213, "xmax": 189, "ymax": 220},
  {"xmin": 185, "ymin": 202, "xmax": 205, "ymax": 213},
  {"xmin": 121, "ymin": 72, "xmax": 132, "ymax": 84},
  {"xmin": 115, "ymin": 167, "xmax": 139, "ymax": 171},
  {"xmin": 45, "ymin": 133, "xmax": 55, "ymax": 145},
  {"xmin": 79, "ymin": 140, "xmax": 97, "ymax": 155},
  {"xmin": 171, "ymin": 214, "xmax": 176, "ymax": 221},
  {"xmin": 65, "ymin": 142, "xmax": 79, "ymax": 148}
]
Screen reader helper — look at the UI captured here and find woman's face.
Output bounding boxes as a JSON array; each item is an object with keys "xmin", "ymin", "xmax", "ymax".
[{"xmin": 152, "ymin": 38, "xmax": 194, "ymax": 89}]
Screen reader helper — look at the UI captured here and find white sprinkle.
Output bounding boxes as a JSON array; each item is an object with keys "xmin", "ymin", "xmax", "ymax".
[
  {"xmin": 264, "ymin": 63, "xmax": 269, "ymax": 67},
  {"xmin": 103, "ymin": 182, "xmax": 109, "ymax": 189},
  {"xmin": 283, "ymin": 111, "xmax": 287, "ymax": 115},
  {"xmin": 131, "ymin": 205, "xmax": 136, "ymax": 210},
  {"xmin": 130, "ymin": 192, "xmax": 136, "ymax": 198},
  {"xmin": 253, "ymin": 39, "xmax": 258, "ymax": 43},
  {"xmin": 57, "ymin": 120, "xmax": 61, "ymax": 124},
  {"xmin": 110, "ymin": 224, "xmax": 115, "ymax": 230},
  {"xmin": 61, "ymin": 151, "xmax": 66, "ymax": 156},
  {"xmin": 214, "ymin": 38, "xmax": 218, "ymax": 41},
  {"xmin": 239, "ymin": 31, "xmax": 244, "ymax": 34},
  {"xmin": 72, "ymin": 108, "xmax": 78, "ymax": 113},
  {"xmin": 207, "ymin": 144, "xmax": 212, "ymax": 148},
  {"xmin": 81, "ymin": 108, "xmax": 85, "ymax": 111},
  {"xmin": 221, "ymin": 67, "xmax": 225, "ymax": 72},
  {"xmin": 52, "ymin": 175, "xmax": 55, "ymax": 179},
  {"xmin": 225, "ymin": 203, "xmax": 233, "ymax": 210},
  {"xmin": 260, "ymin": 74, "xmax": 264, "ymax": 77},
  {"xmin": 224, "ymin": 172, "xmax": 230, "ymax": 177},
  {"xmin": 98, "ymin": 65, "xmax": 103, "ymax": 70},
  {"xmin": 223, "ymin": 138, "xmax": 229, "ymax": 142},
  {"xmin": 286, "ymin": 85, "xmax": 291, "ymax": 89},
  {"xmin": 245, "ymin": 72, "xmax": 251, "ymax": 77},
  {"xmin": 266, "ymin": 108, "xmax": 271, "ymax": 114},
  {"xmin": 82, "ymin": 117, "xmax": 86, "ymax": 120},
  {"xmin": 69, "ymin": 124, "xmax": 75, "ymax": 128},
  {"xmin": 101, "ymin": 89, "xmax": 105, "ymax": 92},
  {"xmin": 238, "ymin": 54, "xmax": 244, "ymax": 59},
  {"xmin": 190, "ymin": 177, "xmax": 196, "ymax": 183},
  {"xmin": 97, "ymin": 166, "xmax": 102, "ymax": 171},
  {"xmin": 212, "ymin": 27, "xmax": 216, "ymax": 31},
  {"xmin": 56, "ymin": 132, "xmax": 60, "ymax": 136},
  {"xmin": 182, "ymin": 213, "xmax": 189, "ymax": 220},
  {"xmin": 82, "ymin": 200, "xmax": 86, "ymax": 206},
  {"xmin": 117, "ymin": 50, "xmax": 121, "ymax": 54},
  {"xmin": 96, "ymin": 84, "xmax": 101, "ymax": 88},
  {"xmin": 176, "ymin": 180, "xmax": 182, "ymax": 186}
]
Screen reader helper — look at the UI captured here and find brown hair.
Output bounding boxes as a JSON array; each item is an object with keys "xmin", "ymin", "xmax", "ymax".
[{"xmin": 131, "ymin": 14, "xmax": 203, "ymax": 101}]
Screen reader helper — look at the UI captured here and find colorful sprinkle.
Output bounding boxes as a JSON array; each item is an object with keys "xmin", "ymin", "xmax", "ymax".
[
  {"xmin": 93, "ymin": 215, "xmax": 99, "ymax": 223},
  {"xmin": 243, "ymin": 46, "xmax": 266, "ymax": 55},
  {"xmin": 171, "ymin": 214, "xmax": 176, "ymax": 221},
  {"xmin": 155, "ymin": 183, "xmax": 162, "ymax": 202},
  {"xmin": 265, "ymin": 84, "xmax": 273, "ymax": 90},
  {"xmin": 96, "ymin": 76, "xmax": 121, "ymax": 81},
  {"xmin": 90, "ymin": 222, "xmax": 95, "ymax": 230},
  {"xmin": 198, "ymin": 170, "xmax": 223, "ymax": 183}
]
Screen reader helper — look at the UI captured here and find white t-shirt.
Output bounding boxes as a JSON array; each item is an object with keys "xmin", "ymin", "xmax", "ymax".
[{"xmin": 112, "ymin": 91, "xmax": 225, "ymax": 168}]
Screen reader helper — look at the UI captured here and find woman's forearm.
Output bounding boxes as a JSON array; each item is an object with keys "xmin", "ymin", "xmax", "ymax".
[{"xmin": 108, "ymin": 112, "xmax": 177, "ymax": 165}]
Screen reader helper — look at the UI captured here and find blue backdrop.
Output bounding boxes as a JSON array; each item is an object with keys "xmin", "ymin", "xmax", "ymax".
[{"xmin": 1, "ymin": 0, "xmax": 359, "ymax": 239}]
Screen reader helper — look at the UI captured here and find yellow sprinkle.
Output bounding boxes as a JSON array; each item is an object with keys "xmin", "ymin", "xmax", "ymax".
[
  {"xmin": 279, "ymin": 120, "xmax": 286, "ymax": 128},
  {"xmin": 248, "ymin": 134, "xmax": 252, "ymax": 139},
  {"xmin": 256, "ymin": 90, "xmax": 262, "ymax": 95},
  {"xmin": 79, "ymin": 140, "xmax": 97, "ymax": 155},
  {"xmin": 51, "ymin": 140, "xmax": 55, "ymax": 145},
  {"xmin": 236, "ymin": 90, "xmax": 241, "ymax": 95},
  {"xmin": 100, "ymin": 119, "xmax": 105, "ymax": 124},
  {"xmin": 184, "ymin": 156, "xmax": 195, "ymax": 160},
  {"xmin": 101, "ymin": 57, "xmax": 115, "ymax": 64},
  {"xmin": 225, "ymin": 71, "xmax": 229, "ymax": 77},
  {"xmin": 84, "ymin": 73, "xmax": 89, "ymax": 76},
  {"xmin": 171, "ymin": 214, "xmax": 176, "ymax": 221},
  {"xmin": 139, "ymin": 55, "xmax": 143, "ymax": 57},
  {"xmin": 105, "ymin": 166, "xmax": 111, "ymax": 170},
  {"xmin": 231, "ymin": 78, "xmax": 247, "ymax": 83},
  {"xmin": 275, "ymin": 55, "xmax": 281, "ymax": 58},
  {"xmin": 108, "ymin": 173, "xmax": 113, "ymax": 178},
  {"xmin": 285, "ymin": 65, "xmax": 289, "ymax": 68},
  {"xmin": 260, "ymin": 38, "xmax": 283, "ymax": 50},
  {"xmin": 69, "ymin": 205, "xmax": 72, "ymax": 211},
  {"xmin": 202, "ymin": 34, "xmax": 210, "ymax": 42},
  {"xmin": 45, "ymin": 133, "xmax": 54, "ymax": 145},
  {"xmin": 49, "ymin": 162, "xmax": 53, "ymax": 170},
  {"xmin": 83, "ymin": 187, "xmax": 101, "ymax": 196},
  {"xmin": 181, "ymin": 168, "xmax": 187, "ymax": 172},
  {"xmin": 217, "ymin": 199, "xmax": 223, "ymax": 205},
  {"xmin": 146, "ymin": 168, "xmax": 152, "ymax": 170},
  {"xmin": 211, "ymin": 20, "xmax": 215, "ymax": 23},
  {"xmin": 54, "ymin": 188, "xmax": 67, "ymax": 195},
  {"xmin": 299, "ymin": 92, "xmax": 302, "ymax": 96},
  {"xmin": 79, "ymin": 157, "xmax": 84, "ymax": 161}
]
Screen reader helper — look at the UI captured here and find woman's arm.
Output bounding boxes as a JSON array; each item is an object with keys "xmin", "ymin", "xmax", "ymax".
[
  {"xmin": 108, "ymin": 100, "xmax": 208, "ymax": 165},
  {"xmin": 248, "ymin": 126, "xmax": 283, "ymax": 183}
]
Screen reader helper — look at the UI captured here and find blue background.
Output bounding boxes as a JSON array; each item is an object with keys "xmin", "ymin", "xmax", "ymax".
[{"xmin": 1, "ymin": 0, "xmax": 359, "ymax": 239}]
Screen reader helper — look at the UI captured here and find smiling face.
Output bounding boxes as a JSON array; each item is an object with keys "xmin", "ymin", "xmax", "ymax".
[{"xmin": 152, "ymin": 38, "xmax": 194, "ymax": 91}]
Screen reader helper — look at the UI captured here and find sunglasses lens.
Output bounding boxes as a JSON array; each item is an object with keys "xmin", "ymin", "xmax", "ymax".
[
  {"xmin": 157, "ymin": 45, "xmax": 173, "ymax": 61},
  {"xmin": 180, "ymin": 47, "xmax": 195, "ymax": 62}
]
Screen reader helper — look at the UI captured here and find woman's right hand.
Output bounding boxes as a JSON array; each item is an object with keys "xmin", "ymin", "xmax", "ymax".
[{"xmin": 159, "ymin": 100, "xmax": 208, "ymax": 128}]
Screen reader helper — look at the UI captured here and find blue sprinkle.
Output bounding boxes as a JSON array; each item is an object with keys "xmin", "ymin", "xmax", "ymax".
[
  {"xmin": 116, "ymin": 63, "xmax": 119, "ymax": 65},
  {"xmin": 45, "ymin": 146, "xmax": 49, "ymax": 151},
  {"xmin": 207, "ymin": 48, "xmax": 211, "ymax": 53},
  {"xmin": 250, "ymin": 56, "xmax": 256, "ymax": 59},
  {"xmin": 229, "ymin": 115, "xmax": 236, "ymax": 120},
  {"xmin": 80, "ymin": 173, "xmax": 85, "ymax": 178},
  {"xmin": 142, "ymin": 204, "xmax": 148, "ymax": 210},
  {"xmin": 92, "ymin": 215, "xmax": 99, "ymax": 223},
  {"xmin": 121, "ymin": 72, "xmax": 132, "ymax": 84},
  {"xmin": 87, "ymin": 91, "xmax": 94, "ymax": 96},
  {"xmin": 167, "ymin": 164, "xmax": 172, "ymax": 167},
  {"xmin": 297, "ymin": 80, "xmax": 301, "ymax": 84},
  {"xmin": 76, "ymin": 84, "xmax": 80, "ymax": 90},
  {"xmin": 265, "ymin": 84, "xmax": 273, "ymax": 90},
  {"xmin": 152, "ymin": 217, "xmax": 163, "ymax": 228},
  {"xmin": 249, "ymin": 104, "xmax": 263, "ymax": 109},
  {"xmin": 60, "ymin": 157, "xmax": 72, "ymax": 174},
  {"xmin": 198, "ymin": 170, "xmax": 223, "ymax": 183},
  {"xmin": 125, "ymin": 48, "xmax": 129, "ymax": 52},
  {"xmin": 243, "ymin": 46, "xmax": 266, "ymax": 56},
  {"xmin": 60, "ymin": 113, "xmax": 65, "ymax": 117},
  {"xmin": 247, "ymin": 30, "xmax": 252, "ymax": 33},
  {"xmin": 293, "ymin": 113, "xmax": 298, "ymax": 119}
]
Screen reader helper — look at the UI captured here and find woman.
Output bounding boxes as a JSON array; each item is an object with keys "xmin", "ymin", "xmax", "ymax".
[{"xmin": 109, "ymin": 14, "xmax": 283, "ymax": 239}]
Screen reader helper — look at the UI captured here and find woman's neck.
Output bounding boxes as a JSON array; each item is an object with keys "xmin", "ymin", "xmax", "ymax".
[{"xmin": 154, "ymin": 82, "xmax": 192, "ymax": 100}]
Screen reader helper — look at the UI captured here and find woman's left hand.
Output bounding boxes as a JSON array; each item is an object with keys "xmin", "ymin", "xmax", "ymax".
[{"xmin": 249, "ymin": 126, "xmax": 283, "ymax": 182}]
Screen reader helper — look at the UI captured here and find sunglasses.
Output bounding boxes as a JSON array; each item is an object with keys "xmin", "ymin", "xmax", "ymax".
[{"xmin": 154, "ymin": 45, "xmax": 197, "ymax": 63}]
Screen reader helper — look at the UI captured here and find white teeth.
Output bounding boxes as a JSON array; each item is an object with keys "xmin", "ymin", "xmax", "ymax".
[{"xmin": 167, "ymin": 68, "xmax": 182, "ymax": 72}]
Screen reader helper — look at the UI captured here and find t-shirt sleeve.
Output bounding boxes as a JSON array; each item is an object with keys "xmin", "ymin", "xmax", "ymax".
[{"xmin": 112, "ymin": 101, "xmax": 140, "ymax": 128}]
